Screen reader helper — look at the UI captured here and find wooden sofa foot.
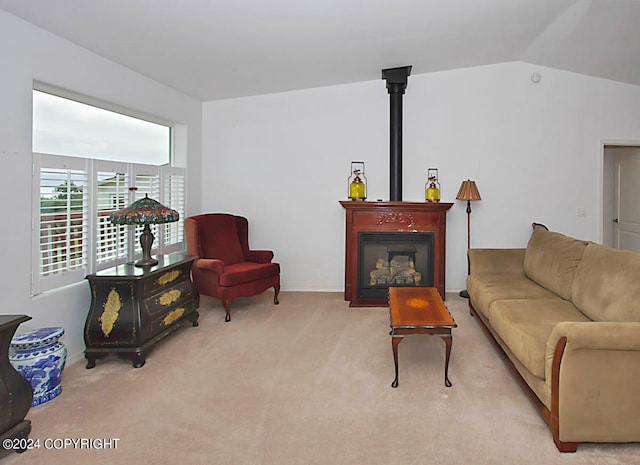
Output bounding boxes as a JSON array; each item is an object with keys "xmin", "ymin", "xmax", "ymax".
[{"xmin": 553, "ymin": 436, "xmax": 578, "ymax": 453}]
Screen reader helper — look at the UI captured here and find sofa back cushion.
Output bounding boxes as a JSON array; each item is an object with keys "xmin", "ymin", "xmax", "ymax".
[
  {"xmin": 572, "ymin": 243, "xmax": 640, "ymax": 322},
  {"xmin": 523, "ymin": 227, "xmax": 588, "ymax": 300}
]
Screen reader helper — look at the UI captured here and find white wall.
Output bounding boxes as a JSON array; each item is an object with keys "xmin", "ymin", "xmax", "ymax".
[
  {"xmin": 202, "ymin": 61, "xmax": 640, "ymax": 293},
  {"xmin": 0, "ymin": 10, "xmax": 202, "ymax": 364}
]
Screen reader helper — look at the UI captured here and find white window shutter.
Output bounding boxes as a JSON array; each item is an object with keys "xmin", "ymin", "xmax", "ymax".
[
  {"xmin": 32, "ymin": 154, "xmax": 89, "ymax": 294},
  {"xmin": 131, "ymin": 165, "xmax": 161, "ymax": 259},
  {"xmin": 161, "ymin": 166, "xmax": 186, "ymax": 254},
  {"xmin": 94, "ymin": 160, "xmax": 131, "ymax": 271}
]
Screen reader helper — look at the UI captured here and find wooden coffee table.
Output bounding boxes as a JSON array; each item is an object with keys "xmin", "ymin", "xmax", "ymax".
[{"xmin": 389, "ymin": 287, "xmax": 457, "ymax": 388}]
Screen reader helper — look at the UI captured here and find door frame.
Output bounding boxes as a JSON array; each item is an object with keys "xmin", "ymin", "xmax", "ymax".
[{"xmin": 601, "ymin": 139, "xmax": 640, "ymax": 247}]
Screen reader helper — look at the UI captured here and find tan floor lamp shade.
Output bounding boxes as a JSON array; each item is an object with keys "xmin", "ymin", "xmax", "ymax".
[{"xmin": 456, "ymin": 180, "xmax": 481, "ymax": 298}]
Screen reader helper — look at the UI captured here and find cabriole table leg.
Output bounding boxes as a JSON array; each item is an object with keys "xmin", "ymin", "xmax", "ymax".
[
  {"xmin": 391, "ymin": 335, "xmax": 404, "ymax": 388},
  {"xmin": 441, "ymin": 334, "xmax": 453, "ymax": 387}
]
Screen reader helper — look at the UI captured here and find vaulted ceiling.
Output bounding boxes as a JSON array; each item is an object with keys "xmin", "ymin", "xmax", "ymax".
[{"xmin": 1, "ymin": 0, "xmax": 638, "ymax": 101}]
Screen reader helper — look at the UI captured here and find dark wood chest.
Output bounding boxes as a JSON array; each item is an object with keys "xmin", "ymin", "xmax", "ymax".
[{"xmin": 84, "ymin": 253, "xmax": 199, "ymax": 368}]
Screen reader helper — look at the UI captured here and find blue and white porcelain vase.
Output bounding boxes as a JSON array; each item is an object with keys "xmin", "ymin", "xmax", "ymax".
[{"xmin": 9, "ymin": 327, "xmax": 67, "ymax": 406}]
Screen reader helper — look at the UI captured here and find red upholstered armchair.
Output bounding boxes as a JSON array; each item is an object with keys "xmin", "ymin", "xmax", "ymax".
[{"xmin": 185, "ymin": 213, "xmax": 280, "ymax": 322}]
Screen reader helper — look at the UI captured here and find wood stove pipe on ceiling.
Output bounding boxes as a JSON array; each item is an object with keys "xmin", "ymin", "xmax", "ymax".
[{"xmin": 381, "ymin": 65, "xmax": 412, "ymax": 202}]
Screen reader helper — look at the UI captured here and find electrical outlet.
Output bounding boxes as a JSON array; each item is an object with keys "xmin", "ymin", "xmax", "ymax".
[{"xmin": 577, "ymin": 207, "xmax": 586, "ymax": 217}]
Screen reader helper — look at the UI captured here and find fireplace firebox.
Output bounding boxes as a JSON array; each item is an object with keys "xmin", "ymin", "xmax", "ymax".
[
  {"xmin": 358, "ymin": 232, "xmax": 434, "ymax": 300},
  {"xmin": 340, "ymin": 201, "xmax": 452, "ymax": 307}
]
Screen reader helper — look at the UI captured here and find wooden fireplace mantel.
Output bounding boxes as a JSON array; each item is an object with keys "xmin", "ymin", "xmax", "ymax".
[{"xmin": 340, "ymin": 201, "xmax": 453, "ymax": 307}]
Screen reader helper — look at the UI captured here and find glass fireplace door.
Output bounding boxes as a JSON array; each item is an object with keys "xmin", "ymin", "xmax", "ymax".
[{"xmin": 357, "ymin": 232, "xmax": 434, "ymax": 300}]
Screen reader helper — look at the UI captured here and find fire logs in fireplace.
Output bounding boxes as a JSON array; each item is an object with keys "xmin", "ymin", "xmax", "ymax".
[{"xmin": 369, "ymin": 253, "xmax": 422, "ymax": 286}]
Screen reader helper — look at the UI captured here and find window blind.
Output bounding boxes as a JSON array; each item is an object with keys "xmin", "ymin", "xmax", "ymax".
[
  {"xmin": 33, "ymin": 154, "xmax": 89, "ymax": 293},
  {"xmin": 32, "ymin": 154, "xmax": 186, "ymax": 295},
  {"xmin": 131, "ymin": 166, "xmax": 161, "ymax": 258},
  {"xmin": 161, "ymin": 166, "xmax": 186, "ymax": 253},
  {"xmin": 95, "ymin": 161, "xmax": 130, "ymax": 270}
]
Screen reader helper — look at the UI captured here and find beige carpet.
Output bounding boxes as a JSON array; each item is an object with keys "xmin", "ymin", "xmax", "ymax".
[{"xmin": 4, "ymin": 292, "xmax": 639, "ymax": 465}]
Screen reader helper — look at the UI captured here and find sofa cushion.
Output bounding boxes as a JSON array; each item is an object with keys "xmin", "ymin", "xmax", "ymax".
[
  {"xmin": 489, "ymin": 299, "xmax": 591, "ymax": 379},
  {"xmin": 572, "ymin": 243, "xmax": 640, "ymax": 322},
  {"xmin": 523, "ymin": 227, "xmax": 589, "ymax": 301},
  {"xmin": 467, "ymin": 273, "xmax": 559, "ymax": 319}
]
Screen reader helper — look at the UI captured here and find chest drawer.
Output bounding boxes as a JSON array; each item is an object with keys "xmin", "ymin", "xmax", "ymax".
[
  {"xmin": 144, "ymin": 280, "xmax": 194, "ymax": 316},
  {"xmin": 150, "ymin": 299, "xmax": 197, "ymax": 336}
]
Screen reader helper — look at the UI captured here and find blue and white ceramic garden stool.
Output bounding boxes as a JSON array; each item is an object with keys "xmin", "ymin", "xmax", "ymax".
[{"xmin": 9, "ymin": 327, "xmax": 67, "ymax": 406}]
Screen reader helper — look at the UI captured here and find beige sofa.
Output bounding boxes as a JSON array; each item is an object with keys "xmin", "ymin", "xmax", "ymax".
[{"xmin": 466, "ymin": 225, "xmax": 640, "ymax": 452}]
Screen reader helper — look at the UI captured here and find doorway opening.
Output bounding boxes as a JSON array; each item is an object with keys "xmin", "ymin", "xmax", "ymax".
[{"xmin": 602, "ymin": 144, "xmax": 640, "ymax": 252}]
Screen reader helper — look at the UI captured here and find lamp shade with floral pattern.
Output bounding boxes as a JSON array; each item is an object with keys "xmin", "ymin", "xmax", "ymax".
[
  {"xmin": 109, "ymin": 194, "xmax": 179, "ymax": 267},
  {"xmin": 109, "ymin": 194, "xmax": 179, "ymax": 225}
]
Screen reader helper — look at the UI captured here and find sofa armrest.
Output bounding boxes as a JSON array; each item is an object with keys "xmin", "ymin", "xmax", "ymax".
[
  {"xmin": 545, "ymin": 321, "xmax": 640, "ymax": 379},
  {"xmin": 194, "ymin": 258, "xmax": 225, "ymax": 274},
  {"xmin": 547, "ymin": 321, "xmax": 640, "ymax": 353},
  {"xmin": 246, "ymin": 250, "xmax": 274, "ymax": 263},
  {"xmin": 544, "ymin": 321, "xmax": 640, "ymax": 443},
  {"xmin": 468, "ymin": 248, "xmax": 525, "ymax": 275}
]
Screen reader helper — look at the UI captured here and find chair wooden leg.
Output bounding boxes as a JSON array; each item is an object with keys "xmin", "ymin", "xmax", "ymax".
[
  {"xmin": 273, "ymin": 285, "xmax": 280, "ymax": 305},
  {"xmin": 222, "ymin": 299, "xmax": 232, "ymax": 322}
]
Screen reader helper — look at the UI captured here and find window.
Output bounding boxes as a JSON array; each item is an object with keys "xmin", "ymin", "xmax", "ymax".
[
  {"xmin": 32, "ymin": 90, "xmax": 186, "ymax": 295},
  {"xmin": 33, "ymin": 90, "xmax": 170, "ymax": 165}
]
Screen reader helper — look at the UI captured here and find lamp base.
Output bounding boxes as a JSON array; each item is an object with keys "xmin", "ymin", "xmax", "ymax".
[
  {"xmin": 459, "ymin": 289, "xmax": 469, "ymax": 299},
  {"xmin": 135, "ymin": 257, "xmax": 159, "ymax": 268},
  {"xmin": 136, "ymin": 224, "xmax": 158, "ymax": 268}
]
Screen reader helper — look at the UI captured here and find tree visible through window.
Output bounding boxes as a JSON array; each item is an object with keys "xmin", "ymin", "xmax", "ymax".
[{"xmin": 39, "ymin": 168, "xmax": 88, "ymax": 277}]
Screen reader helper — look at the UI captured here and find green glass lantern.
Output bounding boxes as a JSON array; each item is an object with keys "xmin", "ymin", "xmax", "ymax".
[
  {"xmin": 348, "ymin": 161, "xmax": 367, "ymax": 201},
  {"xmin": 425, "ymin": 168, "xmax": 441, "ymax": 202}
]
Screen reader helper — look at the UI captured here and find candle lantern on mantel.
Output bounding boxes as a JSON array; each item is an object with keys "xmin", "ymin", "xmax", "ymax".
[
  {"xmin": 348, "ymin": 161, "xmax": 367, "ymax": 201},
  {"xmin": 425, "ymin": 168, "xmax": 441, "ymax": 202}
]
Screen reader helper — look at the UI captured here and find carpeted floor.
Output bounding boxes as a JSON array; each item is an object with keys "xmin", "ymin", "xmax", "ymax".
[{"xmin": 3, "ymin": 292, "xmax": 639, "ymax": 464}]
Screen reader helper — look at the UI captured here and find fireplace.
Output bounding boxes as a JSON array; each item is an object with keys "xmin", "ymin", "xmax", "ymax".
[
  {"xmin": 339, "ymin": 66, "xmax": 452, "ymax": 306},
  {"xmin": 358, "ymin": 231, "xmax": 434, "ymax": 300},
  {"xmin": 340, "ymin": 201, "xmax": 452, "ymax": 307}
]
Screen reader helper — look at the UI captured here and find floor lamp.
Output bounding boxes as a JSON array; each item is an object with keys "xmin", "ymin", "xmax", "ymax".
[{"xmin": 456, "ymin": 180, "xmax": 481, "ymax": 298}]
